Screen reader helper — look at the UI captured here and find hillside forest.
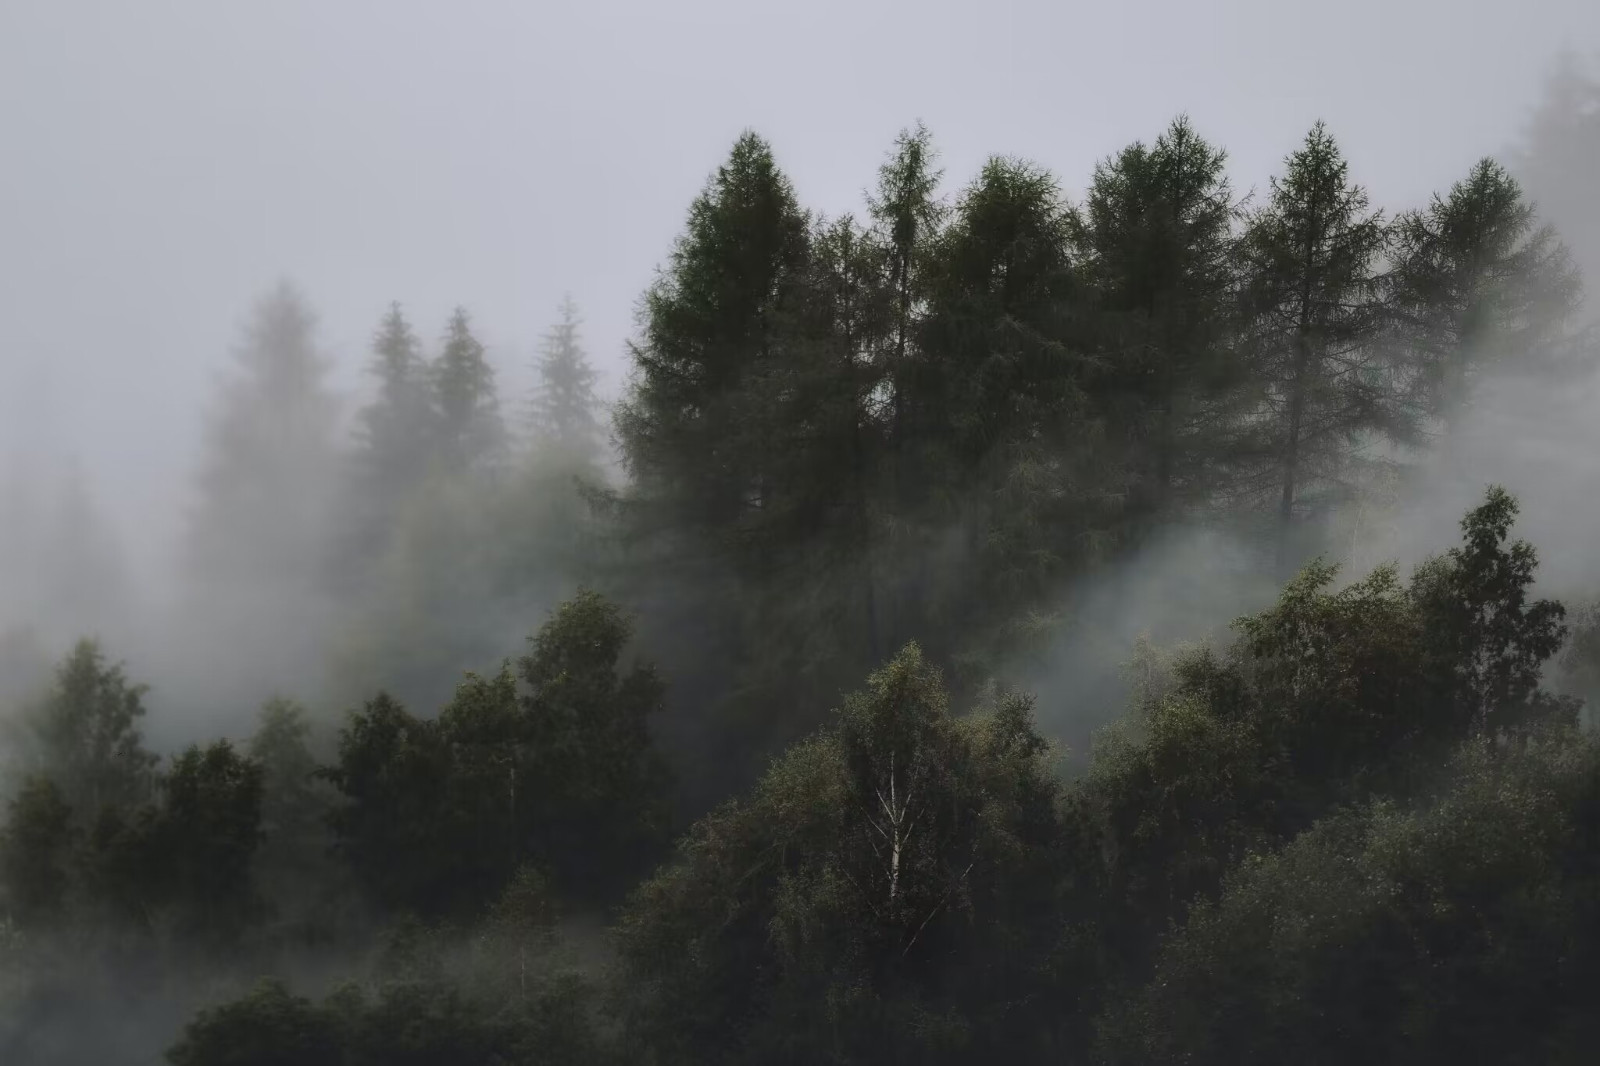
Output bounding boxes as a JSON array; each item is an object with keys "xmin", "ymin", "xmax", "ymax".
[{"xmin": 5, "ymin": 57, "xmax": 1600, "ymax": 1066}]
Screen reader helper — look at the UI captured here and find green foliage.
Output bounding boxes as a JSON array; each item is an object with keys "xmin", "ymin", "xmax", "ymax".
[
  {"xmin": 0, "ymin": 777, "xmax": 75, "ymax": 927},
  {"xmin": 1067, "ymin": 486, "xmax": 1575, "ymax": 1001},
  {"xmin": 326, "ymin": 591, "xmax": 669, "ymax": 916},
  {"xmin": 11, "ymin": 638, "xmax": 157, "ymax": 817},
  {"xmin": 152, "ymin": 741, "xmax": 265, "ymax": 943},
  {"xmin": 168, "ymin": 978, "xmax": 341, "ymax": 1066},
  {"xmin": 1239, "ymin": 122, "xmax": 1399, "ymax": 560},
  {"xmin": 1076, "ymin": 116, "xmax": 1247, "ymax": 533},
  {"xmin": 1106, "ymin": 734, "xmax": 1600, "ymax": 1066},
  {"xmin": 1388, "ymin": 158, "xmax": 1581, "ymax": 420},
  {"xmin": 615, "ymin": 643, "xmax": 1062, "ymax": 1065}
]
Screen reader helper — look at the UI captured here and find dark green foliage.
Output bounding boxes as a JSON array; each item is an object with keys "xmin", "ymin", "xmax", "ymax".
[
  {"xmin": 152, "ymin": 741, "xmax": 265, "ymax": 943},
  {"xmin": 12, "ymin": 638, "xmax": 157, "ymax": 817},
  {"xmin": 1388, "ymin": 158, "xmax": 1581, "ymax": 420},
  {"xmin": 615, "ymin": 130, "xmax": 811, "ymax": 544},
  {"xmin": 1065, "ymin": 486, "xmax": 1574, "ymax": 1011},
  {"xmin": 1075, "ymin": 115, "xmax": 1245, "ymax": 533},
  {"xmin": 1106, "ymin": 734, "xmax": 1600, "ymax": 1066},
  {"xmin": 615, "ymin": 643, "xmax": 1062, "ymax": 1065},
  {"xmin": 168, "ymin": 979, "xmax": 341, "ymax": 1066},
  {"xmin": 0, "ymin": 777, "xmax": 75, "ymax": 927},
  {"xmin": 323, "ymin": 693, "xmax": 457, "ymax": 914},
  {"xmin": 1238, "ymin": 122, "xmax": 1399, "ymax": 563},
  {"xmin": 326, "ymin": 591, "xmax": 669, "ymax": 916}
]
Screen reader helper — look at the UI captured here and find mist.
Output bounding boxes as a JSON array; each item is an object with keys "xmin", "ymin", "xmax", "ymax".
[{"xmin": 4, "ymin": 2, "xmax": 1600, "ymax": 1064}]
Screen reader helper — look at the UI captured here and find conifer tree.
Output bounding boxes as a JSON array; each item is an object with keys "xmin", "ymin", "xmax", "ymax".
[
  {"xmin": 1238, "ymin": 123, "xmax": 1397, "ymax": 566},
  {"xmin": 614, "ymin": 130, "xmax": 811, "ymax": 549},
  {"xmin": 529, "ymin": 296, "xmax": 603, "ymax": 466},
  {"xmin": 432, "ymin": 306, "xmax": 504, "ymax": 474},
  {"xmin": 1076, "ymin": 116, "xmax": 1244, "ymax": 535},
  {"xmin": 186, "ymin": 281, "xmax": 342, "ymax": 588},
  {"xmin": 1388, "ymin": 158, "xmax": 1581, "ymax": 422},
  {"xmin": 358, "ymin": 303, "xmax": 435, "ymax": 500}
]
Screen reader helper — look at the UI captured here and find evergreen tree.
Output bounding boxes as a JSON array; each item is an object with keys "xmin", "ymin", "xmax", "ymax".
[
  {"xmin": 1238, "ymin": 122, "xmax": 1398, "ymax": 566},
  {"xmin": 614, "ymin": 130, "xmax": 811, "ymax": 549},
  {"xmin": 187, "ymin": 281, "xmax": 341, "ymax": 587},
  {"xmin": 432, "ymin": 307, "xmax": 504, "ymax": 474},
  {"xmin": 1514, "ymin": 52, "xmax": 1600, "ymax": 292},
  {"xmin": 351, "ymin": 302, "xmax": 436, "ymax": 531},
  {"xmin": 1388, "ymin": 158, "xmax": 1581, "ymax": 421},
  {"xmin": 529, "ymin": 296, "xmax": 603, "ymax": 465},
  {"xmin": 1076, "ymin": 115, "xmax": 1245, "ymax": 535}
]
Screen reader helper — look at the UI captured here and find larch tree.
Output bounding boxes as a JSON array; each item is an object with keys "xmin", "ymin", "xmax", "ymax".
[
  {"xmin": 1388, "ymin": 158, "xmax": 1581, "ymax": 423},
  {"xmin": 1238, "ymin": 122, "xmax": 1397, "ymax": 568},
  {"xmin": 1076, "ymin": 115, "xmax": 1245, "ymax": 537}
]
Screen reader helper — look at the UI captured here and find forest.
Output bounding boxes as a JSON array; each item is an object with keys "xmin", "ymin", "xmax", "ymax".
[{"xmin": 4, "ymin": 55, "xmax": 1600, "ymax": 1066}]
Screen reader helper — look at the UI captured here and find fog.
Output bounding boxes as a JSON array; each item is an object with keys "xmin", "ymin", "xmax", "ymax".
[
  {"xmin": 4, "ymin": 0, "xmax": 1597, "ymax": 581},
  {"xmin": 4, "ymin": 3, "xmax": 1600, "ymax": 1062}
]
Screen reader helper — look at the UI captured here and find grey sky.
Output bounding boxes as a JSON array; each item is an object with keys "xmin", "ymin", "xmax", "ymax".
[{"xmin": 3, "ymin": 0, "xmax": 1597, "ymax": 582}]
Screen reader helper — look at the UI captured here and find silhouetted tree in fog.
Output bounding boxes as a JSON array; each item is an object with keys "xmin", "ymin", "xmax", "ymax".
[
  {"xmin": 1389, "ymin": 158, "xmax": 1581, "ymax": 422},
  {"xmin": 1238, "ymin": 122, "xmax": 1398, "ymax": 568}
]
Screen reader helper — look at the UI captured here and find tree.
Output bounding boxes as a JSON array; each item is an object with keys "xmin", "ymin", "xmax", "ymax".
[
  {"xmin": 516, "ymin": 589, "xmax": 670, "ymax": 891},
  {"xmin": 530, "ymin": 296, "xmax": 603, "ymax": 465},
  {"xmin": 1514, "ymin": 51, "xmax": 1600, "ymax": 292},
  {"xmin": 167, "ymin": 978, "xmax": 342, "ymax": 1066},
  {"xmin": 186, "ymin": 281, "xmax": 341, "ymax": 587},
  {"xmin": 910, "ymin": 155, "xmax": 1106, "ymax": 675},
  {"xmin": 1238, "ymin": 122, "xmax": 1398, "ymax": 568},
  {"xmin": 616, "ymin": 644, "xmax": 1062, "ymax": 1065},
  {"xmin": 614, "ymin": 130, "xmax": 811, "ymax": 548},
  {"xmin": 1105, "ymin": 734, "xmax": 1600, "ymax": 1066},
  {"xmin": 1064, "ymin": 486, "xmax": 1576, "ymax": 1015},
  {"xmin": 344, "ymin": 302, "xmax": 437, "ymax": 561},
  {"xmin": 13, "ymin": 639, "xmax": 157, "ymax": 816},
  {"xmin": 0, "ymin": 777, "xmax": 75, "ymax": 928},
  {"xmin": 323, "ymin": 693, "xmax": 458, "ymax": 916},
  {"xmin": 433, "ymin": 306, "xmax": 505, "ymax": 474},
  {"xmin": 1388, "ymin": 157, "xmax": 1581, "ymax": 421},
  {"xmin": 151, "ymin": 741, "xmax": 265, "ymax": 944},
  {"xmin": 1075, "ymin": 115, "xmax": 1245, "ymax": 534}
]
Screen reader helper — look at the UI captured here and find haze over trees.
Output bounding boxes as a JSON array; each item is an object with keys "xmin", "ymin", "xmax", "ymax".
[{"xmin": 4, "ymin": 55, "xmax": 1600, "ymax": 1066}]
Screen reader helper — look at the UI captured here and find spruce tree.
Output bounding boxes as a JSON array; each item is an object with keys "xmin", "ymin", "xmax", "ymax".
[
  {"xmin": 186, "ymin": 281, "xmax": 342, "ymax": 587},
  {"xmin": 1238, "ymin": 122, "xmax": 1397, "ymax": 567},
  {"xmin": 432, "ymin": 306, "xmax": 504, "ymax": 474},
  {"xmin": 529, "ymin": 296, "xmax": 603, "ymax": 466},
  {"xmin": 358, "ymin": 303, "xmax": 435, "ymax": 496},
  {"xmin": 1388, "ymin": 158, "xmax": 1581, "ymax": 422}
]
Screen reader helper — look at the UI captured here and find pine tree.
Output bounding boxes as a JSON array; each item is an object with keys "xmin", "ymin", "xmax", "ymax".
[
  {"xmin": 1388, "ymin": 158, "xmax": 1581, "ymax": 422},
  {"xmin": 1076, "ymin": 116, "xmax": 1245, "ymax": 535},
  {"xmin": 1238, "ymin": 122, "xmax": 1398, "ymax": 567},
  {"xmin": 432, "ymin": 307, "xmax": 504, "ymax": 474},
  {"xmin": 529, "ymin": 296, "xmax": 603, "ymax": 466}
]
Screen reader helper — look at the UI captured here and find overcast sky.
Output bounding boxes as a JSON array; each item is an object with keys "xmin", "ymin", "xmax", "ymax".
[{"xmin": 3, "ymin": 0, "xmax": 1598, "ymax": 577}]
